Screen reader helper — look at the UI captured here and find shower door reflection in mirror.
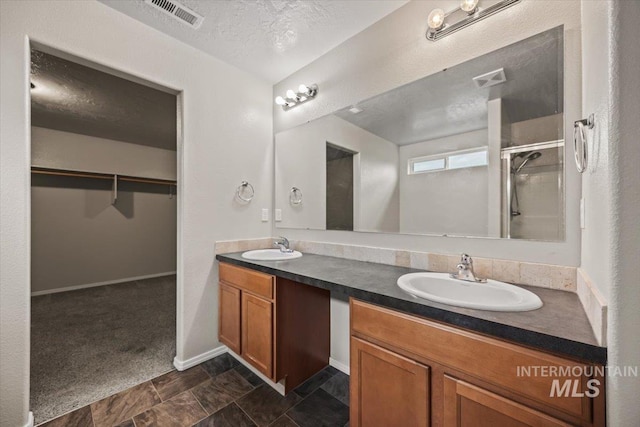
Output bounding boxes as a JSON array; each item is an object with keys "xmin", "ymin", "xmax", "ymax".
[{"xmin": 275, "ymin": 26, "xmax": 565, "ymax": 241}]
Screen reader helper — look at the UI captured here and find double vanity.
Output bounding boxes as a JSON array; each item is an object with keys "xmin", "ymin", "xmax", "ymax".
[
  {"xmin": 217, "ymin": 249, "xmax": 606, "ymax": 427},
  {"xmin": 217, "ymin": 22, "xmax": 605, "ymax": 427}
]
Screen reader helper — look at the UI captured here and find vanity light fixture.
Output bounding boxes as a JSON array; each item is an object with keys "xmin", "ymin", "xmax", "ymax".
[
  {"xmin": 460, "ymin": 0, "xmax": 480, "ymax": 14},
  {"xmin": 427, "ymin": 9, "xmax": 445, "ymax": 31},
  {"xmin": 275, "ymin": 84, "xmax": 318, "ymax": 110},
  {"xmin": 426, "ymin": 0, "xmax": 520, "ymax": 41}
]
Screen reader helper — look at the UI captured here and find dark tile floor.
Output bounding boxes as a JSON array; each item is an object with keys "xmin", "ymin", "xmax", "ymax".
[{"xmin": 40, "ymin": 353, "xmax": 350, "ymax": 427}]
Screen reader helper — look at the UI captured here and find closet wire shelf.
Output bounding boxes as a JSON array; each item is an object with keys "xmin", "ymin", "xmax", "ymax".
[{"xmin": 31, "ymin": 166, "xmax": 177, "ymax": 204}]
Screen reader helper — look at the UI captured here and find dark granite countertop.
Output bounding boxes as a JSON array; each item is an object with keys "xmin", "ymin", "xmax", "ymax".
[{"xmin": 216, "ymin": 252, "xmax": 606, "ymax": 364}]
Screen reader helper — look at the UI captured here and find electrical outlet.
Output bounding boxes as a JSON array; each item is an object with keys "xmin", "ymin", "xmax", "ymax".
[
  {"xmin": 580, "ymin": 198, "xmax": 585, "ymax": 229},
  {"xmin": 261, "ymin": 208, "xmax": 269, "ymax": 222},
  {"xmin": 275, "ymin": 209, "xmax": 282, "ymax": 222}
]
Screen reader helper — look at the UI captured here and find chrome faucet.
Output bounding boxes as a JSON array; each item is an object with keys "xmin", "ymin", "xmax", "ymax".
[
  {"xmin": 450, "ymin": 253, "xmax": 487, "ymax": 283},
  {"xmin": 273, "ymin": 236, "xmax": 293, "ymax": 253}
]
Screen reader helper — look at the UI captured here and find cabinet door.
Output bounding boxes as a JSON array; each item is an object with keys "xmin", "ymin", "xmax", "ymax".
[
  {"xmin": 351, "ymin": 337, "xmax": 430, "ymax": 427},
  {"xmin": 443, "ymin": 375, "xmax": 571, "ymax": 427},
  {"xmin": 219, "ymin": 282, "xmax": 241, "ymax": 354},
  {"xmin": 242, "ymin": 292, "xmax": 273, "ymax": 378}
]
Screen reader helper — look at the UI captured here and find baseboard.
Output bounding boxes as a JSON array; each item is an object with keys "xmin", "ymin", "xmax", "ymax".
[
  {"xmin": 330, "ymin": 357, "xmax": 350, "ymax": 375},
  {"xmin": 227, "ymin": 349, "xmax": 286, "ymax": 395},
  {"xmin": 24, "ymin": 412, "xmax": 34, "ymax": 427},
  {"xmin": 173, "ymin": 345, "xmax": 228, "ymax": 371},
  {"xmin": 174, "ymin": 346, "xmax": 344, "ymax": 392},
  {"xmin": 30, "ymin": 271, "xmax": 176, "ymax": 296}
]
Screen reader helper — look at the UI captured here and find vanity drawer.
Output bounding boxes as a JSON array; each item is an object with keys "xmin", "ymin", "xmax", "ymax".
[
  {"xmin": 350, "ymin": 299, "xmax": 596, "ymax": 423},
  {"xmin": 219, "ymin": 263, "xmax": 274, "ymax": 300}
]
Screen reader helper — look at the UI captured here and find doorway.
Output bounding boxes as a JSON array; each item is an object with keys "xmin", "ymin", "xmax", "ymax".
[
  {"xmin": 29, "ymin": 47, "xmax": 179, "ymax": 424},
  {"xmin": 326, "ymin": 143, "xmax": 356, "ymax": 231}
]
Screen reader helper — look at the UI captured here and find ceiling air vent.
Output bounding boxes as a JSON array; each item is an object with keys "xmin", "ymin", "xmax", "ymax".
[
  {"xmin": 472, "ymin": 68, "xmax": 507, "ymax": 89},
  {"xmin": 144, "ymin": 0, "xmax": 204, "ymax": 29}
]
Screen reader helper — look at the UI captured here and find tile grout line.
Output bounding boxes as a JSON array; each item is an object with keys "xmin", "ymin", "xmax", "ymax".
[
  {"xmin": 284, "ymin": 414, "xmax": 301, "ymax": 427},
  {"xmin": 149, "ymin": 379, "xmax": 164, "ymax": 404},
  {"xmin": 188, "ymin": 389, "xmax": 210, "ymax": 426},
  {"xmin": 89, "ymin": 405, "xmax": 96, "ymax": 427},
  {"xmin": 233, "ymin": 399, "xmax": 261, "ymax": 427},
  {"xmin": 283, "ymin": 371, "xmax": 348, "ymax": 424},
  {"xmin": 104, "ymin": 381, "xmax": 163, "ymax": 427},
  {"xmin": 232, "ymin": 371, "xmax": 262, "ymax": 402},
  {"xmin": 187, "ymin": 362, "xmax": 253, "ymax": 426}
]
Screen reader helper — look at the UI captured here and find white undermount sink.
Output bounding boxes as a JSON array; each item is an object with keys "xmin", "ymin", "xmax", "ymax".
[
  {"xmin": 241, "ymin": 249, "xmax": 303, "ymax": 261},
  {"xmin": 397, "ymin": 272, "xmax": 542, "ymax": 312}
]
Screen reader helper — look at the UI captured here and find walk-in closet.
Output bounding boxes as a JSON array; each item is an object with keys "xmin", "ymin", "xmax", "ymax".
[{"xmin": 29, "ymin": 49, "xmax": 178, "ymax": 424}]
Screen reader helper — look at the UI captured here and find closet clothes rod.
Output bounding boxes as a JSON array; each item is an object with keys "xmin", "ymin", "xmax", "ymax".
[{"xmin": 31, "ymin": 167, "xmax": 177, "ymax": 186}]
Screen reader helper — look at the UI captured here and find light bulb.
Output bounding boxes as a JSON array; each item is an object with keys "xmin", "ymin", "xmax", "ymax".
[
  {"xmin": 460, "ymin": 0, "xmax": 479, "ymax": 13},
  {"xmin": 298, "ymin": 84, "xmax": 309, "ymax": 95},
  {"xmin": 286, "ymin": 89, "xmax": 297, "ymax": 99},
  {"xmin": 275, "ymin": 96, "xmax": 286, "ymax": 106},
  {"xmin": 427, "ymin": 8, "xmax": 445, "ymax": 30}
]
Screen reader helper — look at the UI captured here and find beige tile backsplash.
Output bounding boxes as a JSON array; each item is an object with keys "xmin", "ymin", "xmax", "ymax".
[
  {"xmin": 290, "ymin": 240, "xmax": 578, "ymax": 292},
  {"xmin": 214, "ymin": 238, "xmax": 273, "ymax": 255}
]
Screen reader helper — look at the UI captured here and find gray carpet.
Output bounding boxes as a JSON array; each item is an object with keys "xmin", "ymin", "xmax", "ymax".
[{"xmin": 30, "ymin": 275, "xmax": 176, "ymax": 424}]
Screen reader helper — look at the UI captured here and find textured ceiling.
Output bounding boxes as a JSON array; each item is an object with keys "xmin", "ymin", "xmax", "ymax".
[
  {"xmin": 31, "ymin": 50, "xmax": 177, "ymax": 150},
  {"xmin": 334, "ymin": 26, "xmax": 563, "ymax": 145},
  {"xmin": 97, "ymin": 0, "xmax": 408, "ymax": 83}
]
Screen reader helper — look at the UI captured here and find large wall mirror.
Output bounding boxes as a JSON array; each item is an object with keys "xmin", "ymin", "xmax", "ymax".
[{"xmin": 275, "ymin": 26, "xmax": 565, "ymax": 241}]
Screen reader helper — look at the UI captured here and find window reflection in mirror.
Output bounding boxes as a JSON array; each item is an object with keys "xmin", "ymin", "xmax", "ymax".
[{"xmin": 275, "ymin": 26, "xmax": 565, "ymax": 241}]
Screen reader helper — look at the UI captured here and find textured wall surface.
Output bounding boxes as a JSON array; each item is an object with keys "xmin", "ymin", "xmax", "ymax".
[
  {"xmin": 273, "ymin": 0, "xmax": 583, "ymax": 267},
  {"xmin": 603, "ymin": 1, "xmax": 640, "ymax": 424},
  {"xmin": 0, "ymin": 1, "xmax": 272, "ymax": 425},
  {"xmin": 580, "ymin": 0, "xmax": 612, "ymax": 300}
]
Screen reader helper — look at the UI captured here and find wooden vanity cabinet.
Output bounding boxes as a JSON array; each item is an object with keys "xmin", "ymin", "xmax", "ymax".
[
  {"xmin": 218, "ymin": 282, "xmax": 241, "ymax": 354},
  {"xmin": 242, "ymin": 292, "xmax": 274, "ymax": 377},
  {"xmin": 218, "ymin": 262, "xmax": 330, "ymax": 392},
  {"xmin": 350, "ymin": 299, "xmax": 605, "ymax": 427},
  {"xmin": 443, "ymin": 376, "xmax": 572, "ymax": 426},
  {"xmin": 351, "ymin": 337, "xmax": 430, "ymax": 427}
]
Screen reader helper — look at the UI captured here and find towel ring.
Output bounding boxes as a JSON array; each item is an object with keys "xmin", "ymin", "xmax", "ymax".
[
  {"xmin": 236, "ymin": 181, "xmax": 254, "ymax": 202},
  {"xmin": 573, "ymin": 114, "xmax": 594, "ymax": 173},
  {"xmin": 290, "ymin": 187, "xmax": 303, "ymax": 205}
]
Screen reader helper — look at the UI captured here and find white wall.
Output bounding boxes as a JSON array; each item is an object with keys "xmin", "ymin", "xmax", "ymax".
[
  {"xmin": 273, "ymin": 0, "xmax": 582, "ymax": 267},
  {"xmin": 275, "ymin": 114, "xmax": 399, "ymax": 232},
  {"xmin": 32, "ymin": 127, "xmax": 177, "ymax": 180},
  {"xmin": 275, "ymin": 118, "xmax": 327, "ymax": 230},
  {"xmin": 581, "ymin": 0, "xmax": 640, "ymax": 424},
  {"xmin": 579, "ymin": 1, "xmax": 612, "ymax": 301},
  {"xmin": 398, "ymin": 129, "xmax": 488, "ymax": 236},
  {"xmin": 0, "ymin": 1, "xmax": 272, "ymax": 425}
]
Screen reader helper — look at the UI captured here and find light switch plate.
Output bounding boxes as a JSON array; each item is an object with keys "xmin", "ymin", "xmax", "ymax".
[
  {"xmin": 275, "ymin": 209, "xmax": 282, "ymax": 222},
  {"xmin": 261, "ymin": 208, "xmax": 269, "ymax": 222}
]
